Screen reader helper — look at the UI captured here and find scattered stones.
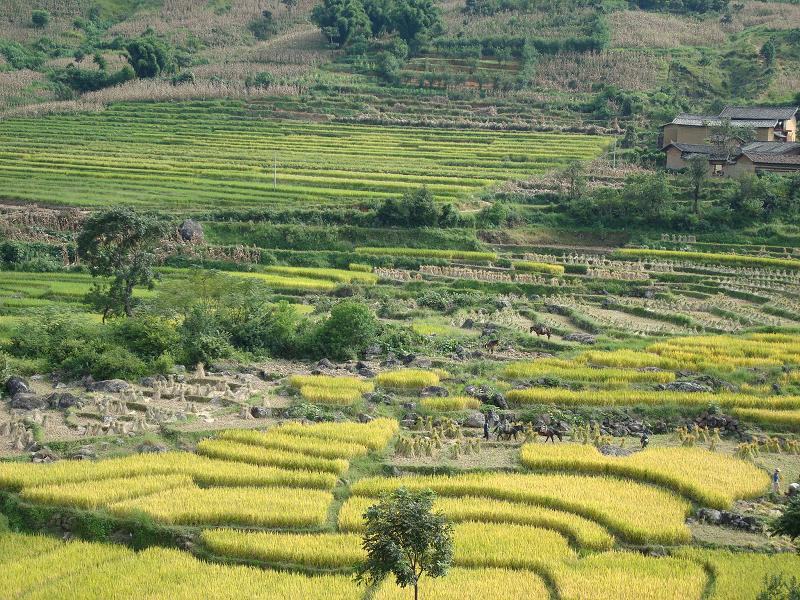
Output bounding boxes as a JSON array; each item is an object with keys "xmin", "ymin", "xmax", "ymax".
[
  {"xmin": 420, "ymin": 386, "xmax": 448, "ymax": 397},
  {"xmin": 358, "ymin": 413, "xmax": 374, "ymax": 423},
  {"xmin": 788, "ymin": 482, "xmax": 800, "ymax": 497},
  {"xmin": 250, "ymin": 406, "xmax": 270, "ymax": 419},
  {"xmin": 464, "ymin": 385, "xmax": 507, "ymax": 410},
  {"xmin": 697, "ymin": 508, "xmax": 762, "ymax": 532},
  {"xmin": 362, "ymin": 345, "xmax": 381, "ymax": 360},
  {"xmin": 89, "ymin": 379, "xmax": 130, "ymax": 393},
  {"xmin": 31, "ymin": 447, "xmax": 58, "ymax": 463},
  {"xmin": 10, "ymin": 393, "xmax": 47, "ymax": 410},
  {"xmin": 562, "ymin": 333, "xmax": 596, "ymax": 345},
  {"xmin": 597, "ymin": 444, "xmax": 633, "ymax": 457},
  {"xmin": 70, "ymin": 445, "xmax": 97, "ymax": 460},
  {"xmin": 137, "ymin": 441, "xmax": 169, "ymax": 454},
  {"xmin": 657, "ymin": 381, "xmax": 713, "ymax": 393},
  {"xmin": 316, "ymin": 358, "xmax": 334, "ymax": 370}
]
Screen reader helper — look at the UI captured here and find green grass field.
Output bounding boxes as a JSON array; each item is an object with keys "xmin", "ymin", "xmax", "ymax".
[{"xmin": 0, "ymin": 101, "xmax": 610, "ymax": 210}]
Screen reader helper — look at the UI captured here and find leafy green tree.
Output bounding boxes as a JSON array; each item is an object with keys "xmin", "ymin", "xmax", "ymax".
[
  {"xmin": 31, "ymin": 10, "xmax": 50, "ymax": 28},
  {"xmin": 760, "ymin": 40, "xmax": 776, "ymax": 67},
  {"xmin": 388, "ymin": 0, "xmax": 442, "ymax": 49},
  {"xmin": 622, "ymin": 172, "xmax": 674, "ymax": 221},
  {"xmin": 249, "ymin": 10, "xmax": 277, "ymax": 40},
  {"xmin": 686, "ymin": 155, "xmax": 709, "ymax": 214},
  {"xmin": 77, "ymin": 208, "xmax": 166, "ymax": 319},
  {"xmin": 770, "ymin": 494, "xmax": 800, "ymax": 543},
  {"xmin": 356, "ymin": 488, "xmax": 453, "ymax": 600},
  {"xmin": 405, "ymin": 187, "xmax": 438, "ymax": 226},
  {"xmin": 125, "ymin": 35, "xmax": 174, "ymax": 78},
  {"xmin": 312, "ymin": 0, "xmax": 372, "ymax": 47},
  {"xmin": 561, "ymin": 160, "xmax": 587, "ymax": 201},
  {"xmin": 315, "ymin": 301, "xmax": 378, "ymax": 360},
  {"xmin": 376, "ymin": 50, "xmax": 402, "ymax": 84}
]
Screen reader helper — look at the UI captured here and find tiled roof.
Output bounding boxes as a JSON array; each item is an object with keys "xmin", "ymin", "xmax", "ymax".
[
  {"xmin": 667, "ymin": 114, "xmax": 778, "ymax": 128},
  {"xmin": 745, "ymin": 153, "xmax": 800, "ymax": 165},
  {"xmin": 720, "ymin": 106, "xmax": 799, "ymax": 120},
  {"xmin": 741, "ymin": 142, "xmax": 800, "ymax": 155},
  {"xmin": 666, "ymin": 143, "xmax": 732, "ymax": 162}
]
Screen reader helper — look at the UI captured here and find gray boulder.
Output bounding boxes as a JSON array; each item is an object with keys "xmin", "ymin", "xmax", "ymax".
[
  {"xmin": 6, "ymin": 376, "xmax": 30, "ymax": 396},
  {"xmin": 251, "ymin": 406, "xmax": 270, "ymax": 419},
  {"xmin": 46, "ymin": 392, "xmax": 80, "ymax": 409},
  {"xmin": 178, "ymin": 219, "xmax": 204, "ymax": 242},
  {"xmin": 563, "ymin": 333, "xmax": 596, "ymax": 345},
  {"xmin": 657, "ymin": 381, "xmax": 712, "ymax": 393},
  {"xmin": 89, "ymin": 379, "xmax": 130, "ymax": 393},
  {"xmin": 697, "ymin": 508, "xmax": 723, "ymax": 525},
  {"xmin": 10, "ymin": 393, "xmax": 47, "ymax": 410},
  {"xmin": 462, "ymin": 411, "xmax": 485, "ymax": 428}
]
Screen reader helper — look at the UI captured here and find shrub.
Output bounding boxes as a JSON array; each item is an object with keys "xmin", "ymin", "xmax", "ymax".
[
  {"xmin": 249, "ymin": 10, "xmax": 277, "ymax": 40},
  {"xmin": 314, "ymin": 301, "xmax": 379, "ymax": 360},
  {"xmin": 31, "ymin": 10, "xmax": 50, "ymax": 28}
]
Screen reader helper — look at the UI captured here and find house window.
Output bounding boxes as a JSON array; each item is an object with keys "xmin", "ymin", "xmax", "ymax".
[{"xmin": 713, "ymin": 164, "xmax": 723, "ymax": 175}]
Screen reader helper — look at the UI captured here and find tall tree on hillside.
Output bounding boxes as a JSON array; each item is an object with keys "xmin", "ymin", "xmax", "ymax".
[
  {"xmin": 686, "ymin": 154, "xmax": 709, "ymax": 214},
  {"xmin": 78, "ymin": 208, "xmax": 166, "ymax": 320},
  {"xmin": 357, "ymin": 488, "xmax": 453, "ymax": 600}
]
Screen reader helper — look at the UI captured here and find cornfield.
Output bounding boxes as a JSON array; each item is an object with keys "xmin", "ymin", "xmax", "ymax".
[
  {"xmin": 351, "ymin": 472, "xmax": 691, "ymax": 544},
  {"xmin": 196, "ymin": 439, "xmax": 350, "ymax": 475},
  {"xmin": 109, "ymin": 485, "xmax": 333, "ymax": 527},
  {"xmin": 419, "ymin": 396, "xmax": 481, "ymax": 411},
  {"xmin": 337, "ymin": 495, "xmax": 615, "ymax": 550},
  {"xmin": 375, "ymin": 369, "xmax": 441, "ymax": 389},
  {"xmin": 519, "ymin": 445, "xmax": 770, "ymax": 508}
]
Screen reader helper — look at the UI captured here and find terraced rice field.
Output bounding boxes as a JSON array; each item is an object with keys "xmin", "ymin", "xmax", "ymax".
[{"xmin": 0, "ymin": 101, "xmax": 610, "ymax": 210}]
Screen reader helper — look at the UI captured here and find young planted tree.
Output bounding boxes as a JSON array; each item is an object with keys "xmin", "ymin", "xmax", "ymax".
[
  {"xmin": 686, "ymin": 154, "xmax": 709, "ymax": 214},
  {"xmin": 77, "ymin": 208, "xmax": 166, "ymax": 320},
  {"xmin": 357, "ymin": 487, "xmax": 453, "ymax": 600}
]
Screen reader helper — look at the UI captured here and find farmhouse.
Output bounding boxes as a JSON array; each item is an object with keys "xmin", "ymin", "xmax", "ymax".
[{"xmin": 661, "ymin": 106, "xmax": 800, "ymax": 175}]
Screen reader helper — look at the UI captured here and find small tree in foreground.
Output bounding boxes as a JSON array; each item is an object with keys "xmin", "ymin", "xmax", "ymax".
[
  {"xmin": 356, "ymin": 488, "xmax": 453, "ymax": 600},
  {"xmin": 77, "ymin": 208, "xmax": 166, "ymax": 319},
  {"xmin": 757, "ymin": 574, "xmax": 800, "ymax": 600},
  {"xmin": 770, "ymin": 494, "xmax": 800, "ymax": 544}
]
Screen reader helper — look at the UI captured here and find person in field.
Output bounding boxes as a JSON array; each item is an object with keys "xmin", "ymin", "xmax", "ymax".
[
  {"xmin": 640, "ymin": 433, "xmax": 649, "ymax": 449},
  {"xmin": 772, "ymin": 468, "xmax": 781, "ymax": 494}
]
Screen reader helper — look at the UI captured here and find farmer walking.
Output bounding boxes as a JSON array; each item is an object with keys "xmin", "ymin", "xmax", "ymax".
[
  {"xmin": 483, "ymin": 412, "xmax": 491, "ymax": 441},
  {"xmin": 772, "ymin": 468, "xmax": 781, "ymax": 494}
]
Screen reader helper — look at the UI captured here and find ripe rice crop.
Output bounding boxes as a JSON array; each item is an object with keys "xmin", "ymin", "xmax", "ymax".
[
  {"xmin": 646, "ymin": 334, "xmax": 800, "ymax": 369},
  {"xmin": 265, "ymin": 266, "xmax": 378, "ymax": 284},
  {"xmin": 506, "ymin": 388, "xmax": 800, "ymax": 410},
  {"xmin": 419, "ymin": 396, "xmax": 481, "ymax": 411},
  {"xmin": 203, "ymin": 523, "xmax": 573, "ymax": 571},
  {"xmin": 338, "ymin": 495, "xmax": 615, "ymax": 550},
  {"xmin": 19, "ymin": 474, "xmax": 192, "ymax": 510},
  {"xmin": 513, "ymin": 261, "xmax": 565, "ymax": 275},
  {"xmin": 356, "ymin": 247, "xmax": 497, "ymax": 261},
  {"xmin": 299, "ymin": 385, "xmax": 365, "ymax": 406},
  {"xmin": 503, "ymin": 360, "xmax": 675, "ymax": 384},
  {"xmin": 288, "ymin": 375, "xmax": 374, "ymax": 393},
  {"xmin": 196, "ymin": 440, "xmax": 350, "ymax": 475},
  {"xmin": 0, "ymin": 533, "xmax": 60, "ymax": 564},
  {"xmin": 675, "ymin": 548, "xmax": 800, "ymax": 600},
  {"xmin": 110, "ymin": 485, "xmax": 333, "ymax": 527},
  {"xmin": 348, "ymin": 263, "xmax": 373, "ymax": 272},
  {"xmin": 228, "ymin": 271, "xmax": 337, "ymax": 291},
  {"xmin": 201, "ymin": 530, "xmax": 365, "ymax": 569},
  {"xmin": 375, "ymin": 369, "xmax": 441, "ymax": 389},
  {"xmin": 1, "ymin": 532, "xmax": 360, "ymax": 600},
  {"xmin": 577, "ymin": 349, "xmax": 683, "ymax": 369},
  {"xmin": 452, "ymin": 522, "xmax": 575, "ymax": 569},
  {"xmin": 273, "ymin": 418, "xmax": 399, "ymax": 450},
  {"xmin": 731, "ymin": 407, "xmax": 800, "ymax": 430},
  {"xmin": 520, "ymin": 445, "xmax": 769, "ymax": 508},
  {"xmin": 374, "ymin": 567, "xmax": 550, "ymax": 600},
  {"xmin": 0, "ymin": 452, "xmax": 338, "ymax": 490},
  {"xmin": 614, "ymin": 248, "xmax": 800, "ymax": 270},
  {"xmin": 550, "ymin": 551, "xmax": 707, "ymax": 600},
  {"xmin": 218, "ymin": 429, "xmax": 369, "ymax": 460},
  {"xmin": 351, "ymin": 472, "xmax": 691, "ymax": 544}
]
